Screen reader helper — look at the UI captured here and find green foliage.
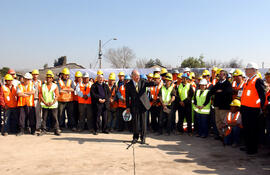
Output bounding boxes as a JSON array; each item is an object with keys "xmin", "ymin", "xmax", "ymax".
[
  {"xmin": 181, "ymin": 55, "xmax": 205, "ymax": 68},
  {"xmin": 0, "ymin": 67, "xmax": 10, "ymax": 77},
  {"xmin": 145, "ymin": 58, "xmax": 163, "ymax": 68}
]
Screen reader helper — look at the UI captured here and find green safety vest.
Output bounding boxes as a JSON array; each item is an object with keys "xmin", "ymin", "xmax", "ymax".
[
  {"xmin": 193, "ymin": 89, "xmax": 211, "ymax": 114},
  {"xmin": 161, "ymin": 85, "xmax": 174, "ymax": 105},
  {"xmin": 41, "ymin": 83, "xmax": 58, "ymax": 109},
  {"xmin": 178, "ymin": 83, "xmax": 190, "ymax": 101}
]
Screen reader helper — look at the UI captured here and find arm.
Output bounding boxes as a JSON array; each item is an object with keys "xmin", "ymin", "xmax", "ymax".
[
  {"xmin": 125, "ymin": 83, "xmax": 131, "ymax": 109},
  {"xmin": 75, "ymin": 83, "xmax": 84, "ymax": 98},
  {"xmin": 255, "ymin": 79, "xmax": 266, "ymax": 109}
]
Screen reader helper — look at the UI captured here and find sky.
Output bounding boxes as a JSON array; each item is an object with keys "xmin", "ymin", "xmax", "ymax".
[{"xmin": 0, "ymin": 0, "xmax": 270, "ymax": 70}]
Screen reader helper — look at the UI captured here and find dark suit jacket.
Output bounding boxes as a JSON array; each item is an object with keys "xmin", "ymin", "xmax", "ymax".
[
  {"xmin": 125, "ymin": 79, "xmax": 156, "ymax": 113},
  {"xmin": 91, "ymin": 82, "xmax": 111, "ymax": 109}
]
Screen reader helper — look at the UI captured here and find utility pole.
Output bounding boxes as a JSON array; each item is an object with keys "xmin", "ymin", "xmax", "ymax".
[
  {"xmin": 262, "ymin": 62, "xmax": 264, "ymax": 68},
  {"xmin": 98, "ymin": 40, "xmax": 102, "ymax": 69}
]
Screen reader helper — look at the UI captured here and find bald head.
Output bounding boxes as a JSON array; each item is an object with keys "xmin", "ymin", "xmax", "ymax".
[
  {"xmin": 97, "ymin": 74, "xmax": 104, "ymax": 84},
  {"xmin": 131, "ymin": 69, "xmax": 140, "ymax": 82}
]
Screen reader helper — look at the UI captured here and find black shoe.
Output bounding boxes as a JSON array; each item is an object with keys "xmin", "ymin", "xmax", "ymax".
[
  {"xmin": 102, "ymin": 131, "xmax": 109, "ymax": 134},
  {"xmin": 214, "ymin": 136, "xmax": 221, "ymax": 140},
  {"xmin": 31, "ymin": 131, "xmax": 36, "ymax": 135},
  {"xmin": 93, "ymin": 131, "xmax": 98, "ymax": 135},
  {"xmin": 54, "ymin": 131, "xmax": 61, "ymax": 136},
  {"xmin": 240, "ymin": 147, "xmax": 247, "ymax": 152},
  {"xmin": 16, "ymin": 132, "xmax": 24, "ymax": 136},
  {"xmin": 140, "ymin": 139, "xmax": 146, "ymax": 144},
  {"xmin": 132, "ymin": 139, "xmax": 138, "ymax": 144},
  {"xmin": 71, "ymin": 128, "xmax": 77, "ymax": 132}
]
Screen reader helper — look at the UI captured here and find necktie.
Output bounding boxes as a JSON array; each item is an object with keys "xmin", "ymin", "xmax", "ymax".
[{"xmin": 136, "ymin": 83, "xmax": 139, "ymax": 92}]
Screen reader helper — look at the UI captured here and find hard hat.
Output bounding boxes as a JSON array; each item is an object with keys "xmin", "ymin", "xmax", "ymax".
[
  {"xmin": 153, "ymin": 73, "xmax": 161, "ymax": 79},
  {"xmin": 4, "ymin": 74, "xmax": 13, "ymax": 81},
  {"xmin": 24, "ymin": 72, "xmax": 33, "ymax": 79},
  {"xmin": 202, "ymin": 70, "xmax": 210, "ymax": 76},
  {"xmin": 154, "ymin": 68, "xmax": 161, "ymax": 72},
  {"xmin": 32, "ymin": 69, "xmax": 39, "ymax": 75},
  {"xmin": 109, "ymin": 73, "xmax": 116, "ymax": 80},
  {"xmin": 230, "ymin": 99, "xmax": 241, "ymax": 107},
  {"xmin": 147, "ymin": 73, "xmax": 153, "ymax": 78},
  {"xmin": 190, "ymin": 72, "xmax": 195, "ymax": 78},
  {"xmin": 227, "ymin": 74, "xmax": 232, "ymax": 78},
  {"xmin": 140, "ymin": 74, "xmax": 147, "ymax": 80},
  {"xmin": 199, "ymin": 79, "xmax": 208, "ymax": 85},
  {"xmin": 177, "ymin": 73, "xmax": 183, "ymax": 78},
  {"xmin": 97, "ymin": 70, "xmax": 103, "ymax": 75},
  {"xmin": 83, "ymin": 72, "xmax": 89, "ymax": 78},
  {"xmin": 257, "ymin": 71, "xmax": 262, "ymax": 79},
  {"xmin": 216, "ymin": 68, "xmax": 223, "ymax": 75},
  {"xmin": 165, "ymin": 73, "xmax": 173, "ymax": 81},
  {"xmin": 246, "ymin": 62, "xmax": 258, "ymax": 69},
  {"xmin": 229, "ymin": 69, "xmax": 235, "ymax": 74},
  {"xmin": 172, "ymin": 70, "xmax": 179, "ymax": 74},
  {"xmin": 46, "ymin": 70, "xmax": 54, "ymax": 78},
  {"xmin": 182, "ymin": 73, "xmax": 190, "ymax": 79},
  {"xmin": 122, "ymin": 109, "xmax": 132, "ymax": 122},
  {"xmin": 62, "ymin": 68, "xmax": 70, "ymax": 75},
  {"xmin": 160, "ymin": 68, "xmax": 168, "ymax": 75},
  {"xmin": 8, "ymin": 69, "xmax": 16, "ymax": 74},
  {"xmin": 198, "ymin": 76, "xmax": 203, "ymax": 80},
  {"xmin": 125, "ymin": 75, "xmax": 131, "ymax": 80},
  {"xmin": 212, "ymin": 67, "xmax": 218, "ymax": 72},
  {"xmin": 183, "ymin": 67, "xmax": 191, "ymax": 72},
  {"xmin": 75, "ymin": 71, "xmax": 83, "ymax": 78},
  {"xmin": 233, "ymin": 69, "xmax": 243, "ymax": 77},
  {"xmin": 265, "ymin": 71, "xmax": 270, "ymax": 76},
  {"xmin": 118, "ymin": 71, "xmax": 125, "ymax": 76}
]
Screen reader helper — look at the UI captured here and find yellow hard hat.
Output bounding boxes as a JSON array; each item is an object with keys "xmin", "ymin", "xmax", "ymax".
[
  {"xmin": 153, "ymin": 73, "xmax": 160, "ymax": 79},
  {"xmin": 118, "ymin": 71, "xmax": 125, "ymax": 76},
  {"xmin": 230, "ymin": 99, "xmax": 241, "ymax": 107},
  {"xmin": 165, "ymin": 73, "xmax": 172, "ymax": 81},
  {"xmin": 202, "ymin": 70, "xmax": 210, "ymax": 76},
  {"xmin": 216, "ymin": 68, "xmax": 223, "ymax": 75},
  {"xmin": 160, "ymin": 68, "xmax": 168, "ymax": 75},
  {"xmin": 190, "ymin": 72, "xmax": 195, "ymax": 78},
  {"xmin": 32, "ymin": 69, "xmax": 39, "ymax": 75},
  {"xmin": 198, "ymin": 76, "xmax": 203, "ymax": 80},
  {"xmin": 97, "ymin": 70, "xmax": 103, "ymax": 75},
  {"xmin": 46, "ymin": 70, "xmax": 54, "ymax": 78},
  {"xmin": 62, "ymin": 68, "xmax": 70, "ymax": 75},
  {"xmin": 212, "ymin": 67, "xmax": 218, "ymax": 72},
  {"xmin": 4, "ymin": 74, "xmax": 13, "ymax": 81},
  {"xmin": 109, "ymin": 73, "xmax": 116, "ymax": 80},
  {"xmin": 257, "ymin": 71, "xmax": 262, "ymax": 79},
  {"xmin": 233, "ymin": 69, "xmax": 243, "ymax": 77},
  {"xmin": 177, "ymin": 73, "xmax": 183, "ymax": 78},
  {"xmin": 75, "ymin": 71, "xmax": 83, "ymax": 78},
  {"xmin": 147, "ymin": 73, "xmax": 153, "ymax": 78}
]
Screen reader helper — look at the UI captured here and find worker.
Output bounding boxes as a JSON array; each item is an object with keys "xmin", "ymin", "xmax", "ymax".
[
  {"xmin": 232, "ymin": 69, "xmax": 245, "ymax": 100},
  {"xmin": 17, "ymin": 73, "xmax": 36, "ymax": 135},
  {"xmin": 8, "ymin": 69, "xmax": 20, "ymax": 87},
  {"xmin": 107, "ymin": 73, "xmax": 118, "ymax": 132},
  {"xmin": 172, "ymin": 70, "xmax": 179, "ymax": 82},
  {"xmin": 160, "ymin": 68, "xmax": 168, "ymax": 82},
  {"xmin": 73, "ymin": 71, "xmax": 83, "ymax": 129},
  {"xmin": 147, "ymin": 73, "xmax": 153, "ymax": 82},
  {"xmin": 210, "ymin": 67, "xmax": 218, "ymax": 86},
  {"xmin": 116, "ymin": 72, "xmax": 126, "ymax": 131}
]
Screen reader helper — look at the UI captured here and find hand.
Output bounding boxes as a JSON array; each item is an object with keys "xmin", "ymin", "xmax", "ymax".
[
  {"xmin": 126, "ymin": 108, "xmax": 130, "ymax": 114},
  {"xmin": 180, "ymin": 102, "xmax": 185, "ymax": 107},
  {"xmin": 217, "ymin": 90, "xmax": 222, "ymax": 93},
  {"xmin": 110, "ymin": 98, "xmax": 114, "ymax": 103},
  {"xmin": 83, "ymin": 95, "xmax": 88, "ymax": 100},
  {"xmin": 198, "ymin": 105, "xmax": 204, "ymax": 110},
  {"xmin": 99, "ymin": 99, "xmax": 105, "ymax": 103}
]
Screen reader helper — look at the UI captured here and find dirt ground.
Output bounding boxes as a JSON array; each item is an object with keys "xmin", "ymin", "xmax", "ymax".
[{"xmin": 0, "ymin": 131, "xmax": 270, "ymax": 175}]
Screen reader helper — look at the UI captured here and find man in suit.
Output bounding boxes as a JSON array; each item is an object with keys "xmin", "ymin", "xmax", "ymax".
[{"xmin": 125, "ymin": 70, "xmax": 156, "ymax": 144}]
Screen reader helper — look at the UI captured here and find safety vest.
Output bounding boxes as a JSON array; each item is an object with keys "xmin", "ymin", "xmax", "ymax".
[
  {"xmin": 193, "ymin": 89, "xmax": 211, "ymax": 114},
  {"xmin": 225, "ymin": 111, "xmax": 241, "ymax": 136},
  {"xmin": 265, "ymin": 90, "xmax": 270, "ymax": 107},
  {"xmin": 150, "ymin": 82, "xmax": 162, "ymax": 106},
  {"xmin": 40, "ymin": 83, "xmax": 58, "ymax": 109},
  {"xmin": 77, "ymin": 82, "xmax": 92, "ymax": 104},
  {"xmin": 161, "ymin": 85, "xmax": 174, "ymax": 105},
  {"xmin": 232, "ymin": 80, "xmax": 245, "ymax": 99},
  {"xmin": 17, "ymin": 81, "xmax": 35, "ymax": 107},
  {"xmin": 73, "ymin": 81, "xmax": 79, "ymax": 101},
  {"xmin": 212, "ymin": 78, "xmax": 218, "ymax": 86},
  {"xmin": 191, "ymin": 82, "xmax": 196, "ymax": 92},
  {"xmin": 206, "ymin": 82, "xmax": 212, "ymax": 89},
  {"xmin": 109, "ymin": 84, "xmax": 118, "ymax": 108},
  {"xmin": 2, "ymin": 85, "xmax": 17, "ymax": 108},
  {"xmin": 58, "ymin": 79, "xmax": 73, "ymax": 102},
  {"xmin": 178, "ymin": 83, "xmax": 190, "ymax": 101},
  {"xmin": 241, "ymin": 75, "xmax": 261, "ymax": 108},
  {"xmin": 118, "ymin": 85, "xmax": 126, "ymax": 108},
  {"xmin": 33, "ymin": 79, "xmax": 42, "ymax": 100}
]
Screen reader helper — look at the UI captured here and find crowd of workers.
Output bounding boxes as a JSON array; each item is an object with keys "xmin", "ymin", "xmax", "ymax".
[{"xmin": 0, "ymin": 62, "xmax": 270, "ymax": 155}]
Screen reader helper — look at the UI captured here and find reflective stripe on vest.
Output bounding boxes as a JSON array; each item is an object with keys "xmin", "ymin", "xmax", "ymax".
[
  {"xmin": 178, "ymin": 83, "xmax": 190, "ymax": 101},
  {"xmin": 58, "ymin": 79, "xmax": 73, "ymax": 102},
  {"xmin": 193, "ymin": 89, "xmax": 211, "ymax": 114},
  {"xmin": 161, "ymin": 85, "xmax": 174, "ymax": 105},
  {"xmin": 225, "ymin": 111, "xmax": 241, "ymax": 136},
  {"xmin": 77, "ymin": 82, "xmax": 92, "ymax": 104},
  {"xmin": 17, "ymin": 81, "xmax": 34, "ymax": 107},
  {"xmin": 2, "ymin": 85, "xmax": 17, "ymax": 108},
  {"xmin": 241, "ymin": 76, "xmax": 260, "ymax": 108},
  {"xmin": 150, "ymin": 83, "xmax": 162, "ymax": 105},
  {"xmin": 41, "ymin": 83, "xmax": 58, "ymax": 109}
]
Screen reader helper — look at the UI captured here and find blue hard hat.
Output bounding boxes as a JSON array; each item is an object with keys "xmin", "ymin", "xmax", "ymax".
[
  {"xmin": 182, "ymin": 73, "xmax": 190, "ymax": 79},
  {"xmin": 140, "ymin": 74, "xmax": 147, "ymax": 80},
  {"xmin": 124, "ymin": 75, "xmax": 131, "ymax": 80}
]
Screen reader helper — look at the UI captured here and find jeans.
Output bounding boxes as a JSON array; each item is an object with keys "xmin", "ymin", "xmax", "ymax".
[
  {"xmin": 195, "ymin": 112, "xmax": 209, "ymax": 137},
  {"xmin": 224, "ymin": 126, "xmax": 241, "ymax": 145}
]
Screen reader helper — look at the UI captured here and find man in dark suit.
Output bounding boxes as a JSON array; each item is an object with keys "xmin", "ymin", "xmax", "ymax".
[
  {"xmin": 125, "ymin": 70, "xmax": 156, "ymax": 144},
  {"xmin": 91, "ymin": 74, "xmax": 111, "ymax": 135}
]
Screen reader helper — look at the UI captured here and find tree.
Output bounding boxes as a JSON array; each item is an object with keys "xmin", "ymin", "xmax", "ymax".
[
  {"xmin": 136, "ymin": 58, "xmax": 148, "ymax": 68},
  {"xmin": 54, "ymin": 56, "xmax": 67, "ymax": 67},
  {"xmin": 145, "ymin": 58, "xmax": 163, "ymax": 68},
  {"xmin": 226, "ymin": 58, "xmax": 243, "ymax": 68},
  {"xmin": 105, "ymin": 46, "xmax": 135, "ymax": 68},
  {"xmin": 181, "ymin": 55, "xmax": 206, "ymax": 68},
  {"xmin": 0, "ymin": 67, "xmax": 10, "ymax": 77},
  {"xmin": 43, "ymin": 63, "xmax": 48, "ymax": 69}
]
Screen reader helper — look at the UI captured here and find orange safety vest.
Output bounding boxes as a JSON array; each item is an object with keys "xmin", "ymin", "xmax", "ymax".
[
  {"xmin": 17, "ymin": 81, "xmax": 35, "ymax": 107},
  {"xmin": 150, "ymin": 83, "xmax": 162, "ymax": 106},
  {"xmin": 58, "ymin": 79, "xmax": 73, "ymax": 102},
  {"xmin": 232, "ymin": 80, "xmax": 245, "ymax": 99},
  {"xmin": 77, "ymin": 82, "xmax": 92, "ymax": 104},
  {"xmin": 212, "ymin": 78, "xmax": 218, "ymax": 86},
  {"xmin": 73, "ymin": 82, "xmax": 78, "ymax": 101},
  {"xmin": 118, "ymin": 85, "xmax": 126, "ymax": 108},
  {"xmin": 225, "ymin": 111, "xmax": 241, "ymax": 136},
  {"xmin": 109, "ymin": 85, "xmax": 118, "ymax": 108},
  {"xmin": 2, "ymin": 85, "xmax": 17, "ymax": 108},
  {"xmin": 241, "ymin": 75, "xmax": 261, "ymax": 108},
  {"xmin": 265, "ymin": 90, "xmax": 270, "ymax": 107}
]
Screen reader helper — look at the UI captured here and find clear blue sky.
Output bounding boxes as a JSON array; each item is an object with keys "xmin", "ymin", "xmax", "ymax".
[{"xmin": 0, "ymin": 0, "xmax": 270, "ymax": 70}]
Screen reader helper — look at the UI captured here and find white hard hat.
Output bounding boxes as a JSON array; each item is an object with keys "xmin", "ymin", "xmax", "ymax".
[
  {"xmin": 246, "ymin": 62, "xmax": 258, "ymax": 69},
  {"xmin": 24, "ymin": 72, "xmax": 33, "ymax": 79},
  {"xmin": 229, "ymin": 69, "xmax": 235, "ymax": 74},
  {"xmin": 183, "ymin": 67, "xmax": 191, "ymax": 72},
  {"xmin": 199, "ymin": 79, "xmax": 208, "ymax": 85},
  {"xmin": 154, "ymin": 67, "xmax": 161, "ymax": 72},
  {"xmin": 122, "ymin": 109, "xmax": 132, "ymax": 122},
  {"xmin": 83, "ymin": 72, "xmax": 89, "ymax": 78}
]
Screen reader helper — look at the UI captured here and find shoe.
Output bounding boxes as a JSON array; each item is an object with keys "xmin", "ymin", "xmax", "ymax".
[
  {"xmin": 102, "ymin": 131, "xmax": 109, "ymax": 134},
  {"xmin": 240, "ymin": 147, "xmax": 247, "ymax": 152},
  {"xmin": 140, "ymin": 138, "xmax": 146, "ymax": 144},
  {"xmin": 93, "ymin": 131, "xmax": 98, "ymax": 135},
  {"xmin": 188, "ymin": 133, "xmax": 193, "ymax": 136},
  {"xmin": 132, "ymin": 139, "xmax": 138, "ymax": 144},
  {"xmin": 77, "ymin": 129, "xmax": 83, "ymax": 132},
  {"xmin": 196, "ymin": 134, "xmax": 201, "ymax": 137},
  {"xmin": 2, "ymin": 132, "xmax": 8, "ymax": 136},
  {"xmin": 201, "ymin": 135, "xmax": 207, "ymax": 138},
  {"xmin": 71, "ymin": 128, "xmax": 77, "ymax": 132},
  {"xmin": 31, "ymin": 131, "xmax": 36, "ymax": 135},
  {"xmin": 232, "ymin": 143, "xmax": 238, "ymax": 148},
  {"xmin": 54, "ymin": 130, "xmax": 61, "ymax": 136},
  {"xmin": 214, "ymin": 136, "xmax": 221, "ymax": 140},
  {"xmin": 16, "ymin": 132, "xmax": 24, "ymax": 136}
]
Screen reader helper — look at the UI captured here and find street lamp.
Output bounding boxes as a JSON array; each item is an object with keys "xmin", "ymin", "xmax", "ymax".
[{"xmin": 98, "ymin": 38, "xmax": 117, "ymax": 69}]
